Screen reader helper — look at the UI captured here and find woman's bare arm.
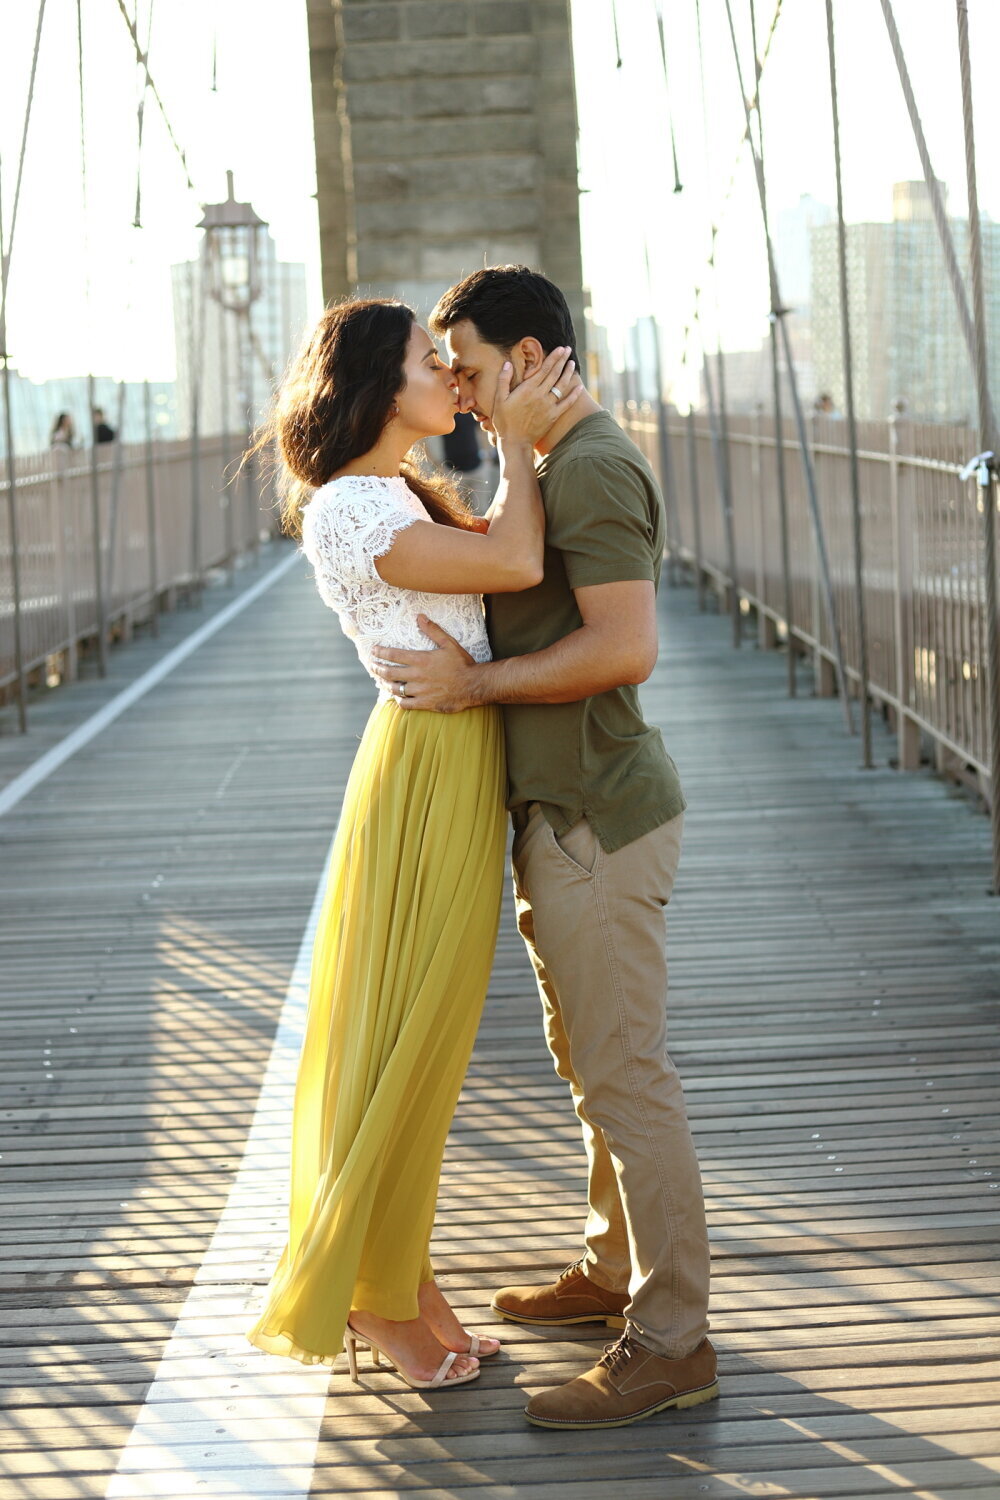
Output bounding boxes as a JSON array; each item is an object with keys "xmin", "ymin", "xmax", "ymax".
[{"xmin": 374, "ymin": 348, "xmax": 580, "ymax": 595}]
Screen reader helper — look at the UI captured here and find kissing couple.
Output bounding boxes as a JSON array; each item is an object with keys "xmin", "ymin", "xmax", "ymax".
[{"xmin": 247, "ymin": 265, "xmax": 716, "ymax": 1430}]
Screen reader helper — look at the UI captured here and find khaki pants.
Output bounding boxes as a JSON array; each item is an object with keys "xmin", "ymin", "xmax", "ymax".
[{"xmin": 511, "ymin": 802, "xmax": 710, "ymax": 1359}]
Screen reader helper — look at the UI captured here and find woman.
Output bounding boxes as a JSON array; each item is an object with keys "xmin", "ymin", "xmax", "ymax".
[
  {"xmin": 50, "ymin": 412, "xmax": 75, "ymax": 448},
  {"xmin": 246, "ymin": 298, "xmax": 579, "ymax": 1389}
]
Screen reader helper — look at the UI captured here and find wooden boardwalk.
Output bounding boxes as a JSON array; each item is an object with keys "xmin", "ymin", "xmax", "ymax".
[{"xmin": 1, "ymin": 541, "xmax": 998, "ymax": 1499}]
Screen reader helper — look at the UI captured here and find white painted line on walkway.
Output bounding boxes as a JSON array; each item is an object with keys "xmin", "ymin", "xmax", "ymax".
[
  {"xmin": 0, "ymin": 548, "xmax": 301, "ymax": 820},
  {"xmin": 105, "ymin": 840, "xmax": 335, "ymax": 1499}
]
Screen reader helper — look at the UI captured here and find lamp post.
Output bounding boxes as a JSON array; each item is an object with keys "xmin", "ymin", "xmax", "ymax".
[{"xmin": 198, "ymin": 171, "xmax": 267, "ymax": 567}]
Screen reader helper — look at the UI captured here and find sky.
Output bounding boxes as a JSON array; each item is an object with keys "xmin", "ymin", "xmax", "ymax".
[{"xmin": 3, "ymin": 0, "xmax": 1000, "ymax": 391}]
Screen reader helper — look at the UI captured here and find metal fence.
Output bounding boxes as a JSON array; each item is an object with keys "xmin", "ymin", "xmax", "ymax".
[
  {"xmin": 0, "ymin": 434, "xmax": 276, "ymax": 716},
  {"xmin": 622, "ymin": 402, "xmax": 996, "ymax": 798}
]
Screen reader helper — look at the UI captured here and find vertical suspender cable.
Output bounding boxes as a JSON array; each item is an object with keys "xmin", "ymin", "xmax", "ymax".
[
  {"xmin": 750, "ymin": 0, "xmax": 795, "ymax": 694},
  {"xmin": 698, "ymin": 303, "xmax": 739, "ymax": 634},
  {"xmin": 879, "ymin": 0, "xmax": 995, "ymax": 432},
  {"xmin": 246, "ymin": 301, "xmax": 260, "ymax": 560},
  {"xmin": 694, "ymin": 0, "xmax": 741, "ymax": 646},
  {"xmin": 142, "ymin": 378, "xmax": 159, "ymax": 635},
  {"xmin": 112, "ymin": 0, "xmax": 197, "ymax": 197},
  {"xmin": 721, "ymin": 0, "xmax": 853, "ymax": 730},
  {"xmin": 643, "ymin": 242, "xmax": 682, "ymax": 581},
  {"xmin": 188, "ymin": 258, "xmax": 206, "ymax": 603},
  {"xmin": 219, "ymin": 283, "xmax": 234, "ymax": 579},
  {"xmin": 955, "ymin": 0, "xmax": 1000, "ymax": 894},
  {"xmin": 105, "ymin": 379, "xmax": 128, "ymax": 612},
  {"xmin": 610, "ymin": 1, "xmax": 623, "ymax": 68},
  {"xmin": 0, "ymin": 0, "xmax": 46, "ymax": 338},
  {"xmin": 714, "ymin": 327, "xmax": 740, "ymax": 645},
  {"xmin": 825, "ymin": 0, "xmax": 873, "ymax": 767},
  {"xmin": 0, "ymin": 0, "xmax": 47, "ymax": 730},
  {"xmin": 653, "ymin": 317, "xmax": 682, "ymax": 585},
  {"xmin": 686, "ymin": 400, "xmax": 706, "ymax": 610},
  {"xmin": 653, "ymin": 5, "xmax": 683, "ymax": 194},
  {"xmin": 0, "ymin": 157, "xmax": 27, "ymax": 732},
  {"xmin": 77, "ymin": 0, "xmax": 107, "ymax": 675},
  {"xmin": 132, "ymin": 1, "xmax": 155, "ymax": 228}
]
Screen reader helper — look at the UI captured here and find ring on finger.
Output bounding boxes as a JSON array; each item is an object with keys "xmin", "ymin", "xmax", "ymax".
[{"xmin": 551, "ymin": 385, "xmax": 563, "ymax": 400}]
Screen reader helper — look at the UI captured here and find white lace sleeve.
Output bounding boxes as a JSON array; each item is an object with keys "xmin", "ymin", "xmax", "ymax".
[{"xmin": 301, "ymin": 485, "xmax": 422, "ymax": 611}]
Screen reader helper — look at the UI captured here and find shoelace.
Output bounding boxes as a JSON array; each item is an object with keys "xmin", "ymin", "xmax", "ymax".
[
  {"xmin": 557, "ymin": 1258, "xmax": 586, "ymax": 1282},
  {"xmin": 599, "ymin": 1333, "xmax": 634, "ymax": 1376}
]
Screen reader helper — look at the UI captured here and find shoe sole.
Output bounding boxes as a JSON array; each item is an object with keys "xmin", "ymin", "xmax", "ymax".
[
  {"xmin": 491, "ymin": 1302, "xmax": 627, "ymax": 1330},
  {"xmin": 524, "ymin": 1379, "xmax": 719, "ymax": 1429}
]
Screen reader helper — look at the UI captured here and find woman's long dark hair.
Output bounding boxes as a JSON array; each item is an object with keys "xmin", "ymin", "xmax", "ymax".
[{"xmin": 255, "ymin": 297, "xmax": 478, "ymax": 540}]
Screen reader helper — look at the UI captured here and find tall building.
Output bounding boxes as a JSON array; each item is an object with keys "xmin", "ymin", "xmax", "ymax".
[
  {"xmin": 690, "ymin": 195, "xmax": 831, "ymax": 417},
  {"xmin": 775, "ymin": 193, "xmax": 834, "ymax": 312},
  {"xmin": 811, "ymin": 180, "xmax": 1000, "ymax": 423},
  {"xmin": 172, "ymin": 230, "xmax": 308, "ymax": 438}
]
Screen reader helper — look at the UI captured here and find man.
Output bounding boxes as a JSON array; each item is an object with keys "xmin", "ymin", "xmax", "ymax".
[
  {"xmin": 92, "ymin": 407, "xmax": 116, "ymax": 444},
  {"xmin": 374, "ymin": 266, "xmax": 716, "ymax": 1429}
]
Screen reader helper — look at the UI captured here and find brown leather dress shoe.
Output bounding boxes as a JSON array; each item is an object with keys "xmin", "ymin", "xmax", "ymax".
[
  {"xmin": 491, "ymin": 1260, "xmax": 628, "ymax": 1329},
  {"xmin": 524, "ymin": 1333, "xmax": 719, "ymax": 1429}
]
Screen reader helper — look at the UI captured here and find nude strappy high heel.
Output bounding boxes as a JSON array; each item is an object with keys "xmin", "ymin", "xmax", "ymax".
[
  {"xmin": 344, "ymin": 1323, "xmax": 481, "ymax": 1390},
  {"xmin": 461, "ymin": 1330, "xmax": 500, "ymax": 1358}
]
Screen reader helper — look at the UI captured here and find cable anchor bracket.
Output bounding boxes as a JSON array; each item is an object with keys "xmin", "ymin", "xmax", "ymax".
[{"xmin": 959, "ymin": 450, "xmax": 997, "ymax": 486}]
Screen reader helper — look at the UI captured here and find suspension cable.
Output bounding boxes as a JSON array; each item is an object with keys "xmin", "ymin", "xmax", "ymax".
[
  {"xmin": 721, "ymin": 0, "xmax": 854, "ymax": 730},
  {"xmin": 825, "ymin": 0, "xmax": 873, "ymax": 767},
  {"xmin": 693, "ymin": 0, "xmax": 741, "ymax": 648},
  {"xmin": 77, "ymin": 0, "xmax": 108, "ymax": 676},
  {"xmin": 652, "ymin": 3, "xmax": 682, "ymax": 193},
  {"xmin": 112, "ymin": 0, "xmax": 198, "ymax": 197},
  {"xmin": 878, "ymin": 0, "xmax": 995, "ymax": 433},
  {"xmin": 749, "ymin": 0, "xmax": 795, "ymax": 697},
  {"xmin": 0, "ymin": 157, "xmax": 28, "ymax": 732},
  {"xmin": 0, "ymin": 0, "xmax": 47, "ymax": 341},
  {"xmin": 955, "ymin": 0, "xmax": 1000, "ymax": 894},
  {"xmin": 133, "ymin": 0, "xmax": 156, "ymax": 228},
  {"xmin": 676, "ymin": 0, "xmax": 785, "ymax": 384}
]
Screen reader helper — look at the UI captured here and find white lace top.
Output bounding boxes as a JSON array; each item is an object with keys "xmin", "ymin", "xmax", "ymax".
[{"xmin": 300, "ymin": 474, "xmax": 492, "ymax": 698}]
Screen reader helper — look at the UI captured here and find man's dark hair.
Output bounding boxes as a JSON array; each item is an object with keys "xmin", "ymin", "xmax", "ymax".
[{"xmin": 430, "ymin": 265, "xmax": 577, "ymax": 367}]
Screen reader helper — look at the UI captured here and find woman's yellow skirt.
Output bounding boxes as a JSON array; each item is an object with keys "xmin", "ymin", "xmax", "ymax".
[{"xmin": 247, "ymin": 698, "xmax": 507, "ymax": 1366}]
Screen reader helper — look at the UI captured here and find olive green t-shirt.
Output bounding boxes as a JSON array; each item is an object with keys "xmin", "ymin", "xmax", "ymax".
[{"xmin": 487, "ymin": 409, "xmax": 685, "ymax": 852}]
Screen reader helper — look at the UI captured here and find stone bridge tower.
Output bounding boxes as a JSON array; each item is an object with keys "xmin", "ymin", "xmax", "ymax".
[{"xmin": 306, "ymin": 0, "xmax": 585, "ymax": 345}]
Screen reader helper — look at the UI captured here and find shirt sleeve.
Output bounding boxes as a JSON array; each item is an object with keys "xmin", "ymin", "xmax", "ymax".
[
  {"xmin": 301, "ymin": 489, "xmax": 421, "ymax": 610},
  {"xmin": 542, "ymin": 455, "xmax": 661, "ymax": 590}
]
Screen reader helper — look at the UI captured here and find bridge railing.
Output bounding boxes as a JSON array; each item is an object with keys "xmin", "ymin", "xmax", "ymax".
[
  {"xmin": 0, "ymin": 435, "xmax": 277, "ymax": 702},
  {"xmin": 622, "ymin": 402, "xmax": 994, "ymax": 794}
]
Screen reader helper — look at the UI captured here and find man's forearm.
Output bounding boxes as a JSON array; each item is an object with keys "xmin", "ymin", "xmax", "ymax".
[{"xmin": 467, "ymin": 626, "xmax": 646, "ymax": 706}]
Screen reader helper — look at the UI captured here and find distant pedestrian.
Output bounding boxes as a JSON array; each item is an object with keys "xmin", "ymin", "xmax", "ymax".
[
  {"xmin": 50, "ymin": 413, "xmax": 75, "ymax": 449},
  {"xmin": 441, "ymin": 409, "xmax": 481, "ymax": 472},
  {"xmin": 92, "ymin": 407, "xmax": 116, "ymax": 444}
]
